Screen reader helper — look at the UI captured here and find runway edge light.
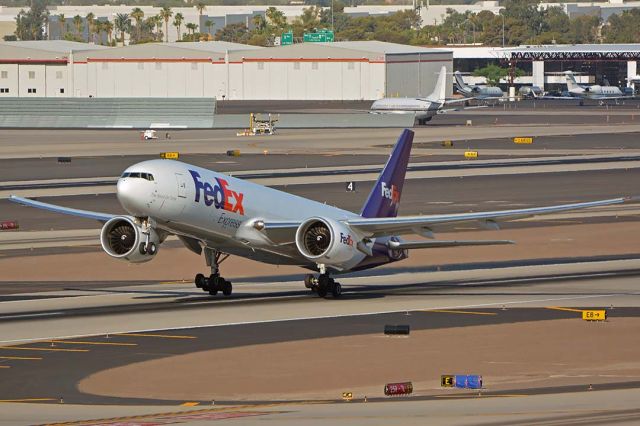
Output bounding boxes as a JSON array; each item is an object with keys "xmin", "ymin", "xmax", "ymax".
[{"xmin": 582, "ymin": 310, "xmax": 607, "ymax": 321}]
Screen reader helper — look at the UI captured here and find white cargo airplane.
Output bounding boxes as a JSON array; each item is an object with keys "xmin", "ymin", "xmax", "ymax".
[
  {"xmin": 9, "ymin": 130, "xmax": 631, "ymax": 298},
  {"xmin": 370, "ymin": 66, "xmax": 473, "ymax": 125}
]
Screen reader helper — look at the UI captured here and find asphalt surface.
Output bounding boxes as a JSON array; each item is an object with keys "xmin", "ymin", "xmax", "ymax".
[
  {"xmin": 1, "ymin": 301, "xmax": 638, "ymax": 405},
  {"xmin": 1, "ymin": 105, "xmax": 640, "ymax": 421}
]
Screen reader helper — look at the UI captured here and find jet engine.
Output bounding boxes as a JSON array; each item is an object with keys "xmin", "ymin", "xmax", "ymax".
[
  {"xmin": 295, "ymin": 217, "xmax": 360, "ymax": 266},
  {"xmin": 100, "ymin": 216, "xmax": 160, "ymax": 263}
]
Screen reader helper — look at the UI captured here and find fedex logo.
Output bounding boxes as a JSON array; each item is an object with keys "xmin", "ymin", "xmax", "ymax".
[
  {"xmin": 190, "ymin": 170, "xmax": 245, "ymax": 215},
  {"xmin": 381, "ymin": 181, "xmax": 400, "ymax": 205},
  {"xmin": 340, "ymin": 233, "xmax": 354, "ymax": 246}
]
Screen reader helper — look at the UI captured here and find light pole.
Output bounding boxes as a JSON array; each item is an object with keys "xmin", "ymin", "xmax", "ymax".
[{"xmin": 501, "ymin": 13, "xmax": 505, "ymax": 48}]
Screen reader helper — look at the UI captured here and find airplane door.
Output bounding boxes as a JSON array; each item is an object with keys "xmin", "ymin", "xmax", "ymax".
[{"xmin": 175, "ymin": 173, "xmax": 187, "ymax": 198}]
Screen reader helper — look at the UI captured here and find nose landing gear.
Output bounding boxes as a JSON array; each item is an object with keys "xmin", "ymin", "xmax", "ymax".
[
  {"xmin": 194, "ymin": 248, "xmax": 233, "ymax": 296},
  {"xmin": 304, "ymin": 273, "xmax": 342, "ymax": 298}
]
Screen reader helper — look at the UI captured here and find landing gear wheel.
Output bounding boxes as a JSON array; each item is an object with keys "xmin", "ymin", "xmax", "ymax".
[
  {"xmin": 208, "ymin": 274, "xmax": 220, "ymax": 295},
  {"xmin": 331, "ymin": 282, "xmax": 342, "ymax": 298},
  {"xmin": 195, "ymin": 273, "xmax": 206, "ymax": 289},
  {"xmin": 317, "ymin": 275, "xmax": 331, "ymax": 298},
  {"xmin": 139, "ymin": 242, "xmax": 147, "ymax": 255},
  {"xmin": 304, "ymin": 274, "xmax": 315, "ymax": 289},
  {"xmin": 146, "ymin": 242, "xmax": 157, "ymax": 255},
  {"xmin": 222, "ymin": 280, "xmax": 232, "ymax": 296}
]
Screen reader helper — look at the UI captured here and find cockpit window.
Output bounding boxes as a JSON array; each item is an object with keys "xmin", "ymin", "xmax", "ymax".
[{"xmin": 121, "ymin": 172, "xmax": 154, "ymax": 181}]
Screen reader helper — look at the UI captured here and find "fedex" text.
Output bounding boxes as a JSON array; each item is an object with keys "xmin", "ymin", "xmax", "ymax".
[{"xmin": 190, "ymin": 170, "xmax": 245, "ymax": 215}]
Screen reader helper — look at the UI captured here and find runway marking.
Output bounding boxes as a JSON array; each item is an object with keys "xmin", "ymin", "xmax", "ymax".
[
  {"xmin": 0, "ymin": 355, "xmax": 42, "ymax": 360},
  {"xmin": 0, "ymin": 292, "xmax": 629, "ymax": 345},
  {"xmin": 426, "ymin": 309, "xmax": 497, "ymax": 316},
  {"xmin": 547, "ymin": 306, "xmax": 586, "ymax": 313},
  {"xmin": 181, "ymin": 401, "xmax": 200, "ymax": 406},
  {"xmin": 0, "ymin": 347, "xmax": 89, "ymax": 352},
  {"xmin": 115, "ymin": 333, "xmax": 196, "ymax": 339},
  {"xmin": 159, "ymin": 280, "xmax": 189, "ymax": 285},
  {"xmin": 50, "ymin": 340, "xmax": 137, "ymax": 346},
  {"xmin": 0, "ymin": 398, "xmax": 57, "ymax": 403}
]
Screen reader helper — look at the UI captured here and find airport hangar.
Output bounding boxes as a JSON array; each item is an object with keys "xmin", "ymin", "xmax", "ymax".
[
  {"xmin": 0, "ymin": 40, "xmax": 452, "ymax": 100},
  {"xmin": 450, "ymin": 44, "xmax": 640, "ymax": 91}
]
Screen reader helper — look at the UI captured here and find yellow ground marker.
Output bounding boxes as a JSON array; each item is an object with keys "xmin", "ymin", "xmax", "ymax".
[
  {"xmin": 159, "ymin": 280, "xmax": 188, "ymax": 285},
  {"xmin": 426, "ymin": 309, "xmax": 498, "ymax": 316},
  {"xmin": 547, "ymin": 306, "xmax": 585, "ymax": 313},
  {"xmin": 0, "ymin": 347, "xmax": 89, "ymax": 352},
  {"xmin": 181, "ymin": 402, "xmax": 200, "ymax": 407},
  {"xmin": 0, "ymin": 356, "xmax": 42, "ymax": 360},
  {"xmin": 0, "ymin": 398, "xmax": 57, "ymax": 403},
  {"xmin": 50, "ymin": 340, "xmax": 137, "ymax": 346},
  {"xmin": 116, "ymin": 333, "xmax": 196, "ymax": 339}
]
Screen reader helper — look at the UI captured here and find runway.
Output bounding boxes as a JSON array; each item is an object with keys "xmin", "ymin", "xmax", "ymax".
[{"xmin": 1, "ymin": 102, "xmax": 640, "ymax": 425}]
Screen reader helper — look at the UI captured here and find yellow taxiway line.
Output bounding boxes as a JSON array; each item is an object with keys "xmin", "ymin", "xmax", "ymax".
[
  {"xmin": 426, "ymin": 309, "xmax": 498, "ymax": 316},
  {"xmin": 50, "ymin": 340, "xmax": 137, "ymax": 346},
  {"xmin": 0, "ymin": 347, "xmax": 89, "ymax": 352},
  {"xmin": 0, "ymin": 356, "xmax": 42, "ymax": 360},
  {"xmin": 115, "ymin": 333, "xmax": 196, "ymax": 339},
  {"xmin": 547, "ymin": 306, "xmax": 585, "ymax": 313},
  {"xmin": 181, "ymin": 402, "xmax": 200, "ymax": 406},
  {"xmin": 0, "ymin": 398, "xmax": 58, "ymax": 403}
]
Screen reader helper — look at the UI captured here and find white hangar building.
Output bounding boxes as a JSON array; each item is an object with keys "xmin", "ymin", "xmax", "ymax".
[{"xmin": 0, "ymin": 40, "xmax": 452, "ymax": 100}]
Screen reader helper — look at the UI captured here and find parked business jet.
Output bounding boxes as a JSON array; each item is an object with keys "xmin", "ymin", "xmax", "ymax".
[
  {"xmin": 544, "ymin": 71, "xmax": 631, "ymax": 105},
  {"xmin": 370, "ymin": 66, "xmax": 473, "ymax": 125},
  {"xmin": 10, "ymin": 130, "xmax": 631, "ymax": 298},
  {"xmin": 454, "ymin": 71, "xmax": 504, "ymax": 99}
]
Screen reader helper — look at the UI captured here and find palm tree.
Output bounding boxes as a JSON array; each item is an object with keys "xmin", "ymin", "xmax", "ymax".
[
  {"xmin": 204, "ymin": 19, "xmax": 213, "ymax": 37},
  {"xmin": 86, "ymin": 12, "xmax": 95, "ymax": 43},
  {"xmin": 104, "ymin": 20, "xmax": 113, "ymax": 45},
  {"xmin": 72, "ymin": 15, "xmax": 83, "ymax": 37},
  {"xmin": 196, "ymin": 3, "xmax": 205, "ymax": 18},
  {"xmin": 57, "ymin": 14, "xmax": 65, "ymax": 39},
  {"xmin": 94, "ymin": 20, "xmax": 103, "ymax": 44},
  {"xmin": 130, "ymin": 7, "xmax": 144, "ymax": 43},
  {"xmin": 173, "ymin": 12, "xmax": 184, "ymax": 41},
  {"xmin": 152, "ymin": 15, "xmax": 162, "ymax": 41},
  {"xmin": 159, "ymin": 7, "xmax": 172, "ymax": 42},
  {"xmin": 186, "ymin": 22, "xmax": 197, "ymax": 39},
  {"xmin": 114, "ymin": 13, "xmax": 130, "ymax": 46}
]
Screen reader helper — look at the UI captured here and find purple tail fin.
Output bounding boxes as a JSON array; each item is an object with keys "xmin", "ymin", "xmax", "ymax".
[{"xmin": 360, "ymin": 129, "xmax": 414, "ymax": 218}]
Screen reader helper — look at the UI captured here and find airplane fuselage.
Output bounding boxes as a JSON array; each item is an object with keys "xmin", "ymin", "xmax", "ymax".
[
  {"xmin": 370, "ymin": 98, "xmax": 441, "ymax": 120},
  {"xmin": 117, "ymin": 159, "xmax": 405, "ymax": 272}
]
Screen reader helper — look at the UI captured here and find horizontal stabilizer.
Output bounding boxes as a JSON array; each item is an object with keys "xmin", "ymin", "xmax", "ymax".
[{"xmin": 387, "ymin": 239, "xmax": 514, "ymax": 249}]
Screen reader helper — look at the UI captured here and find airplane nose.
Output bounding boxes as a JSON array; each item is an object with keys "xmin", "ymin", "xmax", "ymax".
[{"xmin": 117, "ymin": 178, "xmax": 143, "ymax": 215}]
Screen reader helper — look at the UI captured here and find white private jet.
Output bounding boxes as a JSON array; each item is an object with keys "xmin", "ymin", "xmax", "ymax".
[
  {"xmin": 9, "ymin": 130, "xmax": 632, "ymax": 298},
  {"xmin": 454, "ymin": 71, "xmax": 504, "ymax": 100},
  {"xmin": 370, "ymin": 66, "xmax": 474, "ymax": 125},
  {"xmin": 544, "ymin": 71, "xmax": 632, "ymax": 105}
]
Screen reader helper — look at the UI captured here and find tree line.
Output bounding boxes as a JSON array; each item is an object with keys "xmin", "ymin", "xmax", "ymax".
[{"xmin": 10, "ymin": 0, "xmax": 640, "ymax": 45}]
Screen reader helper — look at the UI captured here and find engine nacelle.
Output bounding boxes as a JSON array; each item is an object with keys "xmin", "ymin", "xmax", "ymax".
[
  {"xmin": 295, "ymin": 217, "xmax": 360, "ymax": 266},
  {"xmin": 100, "ymin": 216, "xmax": 159, "ymax": 263}
]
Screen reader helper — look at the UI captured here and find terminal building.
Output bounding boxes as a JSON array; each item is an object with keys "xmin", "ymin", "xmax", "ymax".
[{"xmin": 0, "ymin": 40, "xmax": 452, "ymax": 100}]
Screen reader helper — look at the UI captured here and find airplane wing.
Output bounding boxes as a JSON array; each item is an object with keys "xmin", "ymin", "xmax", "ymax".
[
  {"xmin": 9, "ymin": 195, "xmax": 114, "ymax": 222},
  {"xmin": 256, "ymin": 197, "xmax": 632, "ymax": 244},
  {"xmin": 345, "ymin": 197, "xmax": 630, "ymax": 238}
]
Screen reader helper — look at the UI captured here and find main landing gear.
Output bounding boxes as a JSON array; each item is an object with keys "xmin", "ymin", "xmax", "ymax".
[
  {"xmin": 194, "ymin": 248, "xmax": 232, "ymax": 296},
  {"xmin": 304, "ymin": 274, "xmax": 342, "ymax": 298}
]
